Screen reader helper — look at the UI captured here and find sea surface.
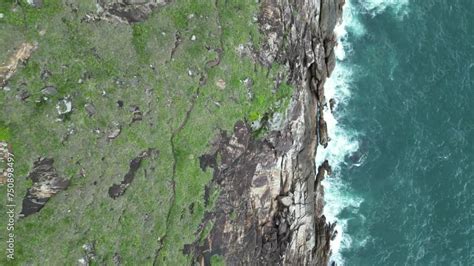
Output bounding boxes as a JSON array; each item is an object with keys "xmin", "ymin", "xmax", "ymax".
[{"xmin": 318, "ymin": 0, "xmax": 474, "ymax": 265}]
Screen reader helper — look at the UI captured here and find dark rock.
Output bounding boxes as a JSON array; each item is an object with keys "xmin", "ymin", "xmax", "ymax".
[
  {"xmin": 324, "ymin": 34, "xmax": 337, "ymax": 57},
  {"xmin": 205, "ymin": 48, "xmax": 223, "ymax": 68},
  {"xmin": 40, "ymin": 69, "xmax": 52, "ymax": 80},
  {"xmin": 20, "ymin": 158, "xmax": 69, "ymax": 217},
  {"xmin": 108, "ymin": 148, "xmax": 158, "ymax": 199},
  {"xmin": 113, "ymin": 252, "xmax": 121, "ymax": 266},
  {"xmin": 278, "ymin": 220, "xmax": 288, "ymax": 236},
  {"xmin": 329, "ymin": 98, "xmax": 336, "ymax": 113},
  {"xmin": 326, "ymin": 49, "xmax": 336, "ymax": 77},
  {"xmin": 252, "ymin": 175, "xmax": 268, "ymax": 187},
  {"xmin": 130, "ymin": 105, "xmax": 142, "ymax": 123},
  {"xmin": 17, "ymin": 90, "xmax": 30, "ymax": 101},
  {"xmin": 319, "ymin": 115, "xmax": 329, "ymax": 148},
  {"xmin": 316, "ymin": 160, "xmax": 332, "ymax": 183},
  {"xmin": 185, "ymin": 0, "xmax": 346, "ymax": 265},
  {"xmin": 117, "ymin": 100, "xmax": 124, "ymax": 108},
  {"xmin": 199, "ymin": 154, "xmax": 217, "ymax": 172},
  {"xmin": 320, "ymin": 0, "xmax": 344, "ymax": 39}
]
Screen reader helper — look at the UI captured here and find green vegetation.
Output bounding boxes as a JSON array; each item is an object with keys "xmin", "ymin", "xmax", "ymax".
[
  {"xmin": 0, "ymin": 122, "xmax": 9, "ymax": 141},
  {"xmin": 0, "ymin": 0, "xmax": 292, "ymax": 265},
  {"xmin": 211, "ymin": 254, "xmax": 226, "ymax": 266}
]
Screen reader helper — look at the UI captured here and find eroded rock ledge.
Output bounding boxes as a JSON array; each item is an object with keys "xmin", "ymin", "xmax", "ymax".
[{"xmin": 185, "ymin": 0, "xmax": 345, "ymax": 265}]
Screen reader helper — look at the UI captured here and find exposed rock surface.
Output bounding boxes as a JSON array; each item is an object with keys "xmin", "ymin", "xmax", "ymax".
[
  {"xmin": 20, "ymin": 158, "xmax": 69, "ymax": 217},
  {"xmin": 41, "ymin": 86, "xmax": 58, "ymax": 96},
  {"xmin": 84, "ymin": 103, "xmax": 97, "ymax": 116},
  {"xmin": 0, "ymin": 43, "xmax": 37, "ymax": 87},
  {"xmin": 27, "ymin": 0, "xmax": 43, "ymax": 8},
  {"xmin": 186, "ymin": 0, "xmax": 345, "ymax": 265},
  {"xmin": 329, "ymin": 98, "xmax": 336, "ymax": 113},
  {"xmin": 84, "ymin": 0, "xmax": 169, "ymax": 24},
  {"xmin": 108, "ymin": 148, "xmax": 158, "ymax": 199}
]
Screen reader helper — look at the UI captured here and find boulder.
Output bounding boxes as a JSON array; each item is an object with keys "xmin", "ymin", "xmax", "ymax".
[
  {"xmin": 84, "ymin": 103, "xmax": 96, "ymax": 116},
  {"xmin": 318, "ymin": 115, "xmax": 329, "ymax": 148},
  {"xmin": 41, "ymin": 86, "xmax": 57, "ymax": 96},
  {"xmin": 278, "ymin": 196, "xmax": 293, "ymax": 207},
  {"xmin": 329, "ymin": 98, "xmax": 336, "ymax": 113}
]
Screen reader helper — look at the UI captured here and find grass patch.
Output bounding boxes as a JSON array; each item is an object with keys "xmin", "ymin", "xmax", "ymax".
[{"xmin": 0, "ymin": 0, "xmax": 294, "ymax": 264}]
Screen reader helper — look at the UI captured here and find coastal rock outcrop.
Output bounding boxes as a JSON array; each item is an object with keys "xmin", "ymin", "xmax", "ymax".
[{"xmin": 186, "ymin": 0, "xmax": 345, "ymax": 265}]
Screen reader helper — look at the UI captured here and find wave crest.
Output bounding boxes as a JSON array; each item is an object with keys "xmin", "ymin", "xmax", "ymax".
[{"xmin": 358, "ymin": 0, "xmax": 409, "ymax": 18}]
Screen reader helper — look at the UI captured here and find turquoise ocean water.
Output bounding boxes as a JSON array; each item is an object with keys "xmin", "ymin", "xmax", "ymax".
[{"xmin": 318, "ymin": 0, "xmax": 473, "ymax": 265}]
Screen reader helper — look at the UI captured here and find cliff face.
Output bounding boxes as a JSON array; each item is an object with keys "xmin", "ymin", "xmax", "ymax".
[
  {"xmin": 0, "ymin": 0, "xmax": 343, "ymax": 264},
  {"xmin": 186, "ymin": 0, "xmax": 345, "ymax": 265}
]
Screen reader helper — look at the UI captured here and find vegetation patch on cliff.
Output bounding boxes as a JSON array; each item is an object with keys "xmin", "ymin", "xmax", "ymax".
[{"xmin": 0, "ymin": 0, "xmax": 293, "ymax": 264}]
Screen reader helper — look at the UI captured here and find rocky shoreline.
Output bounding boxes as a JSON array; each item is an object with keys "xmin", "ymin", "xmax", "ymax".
[
  {"xmin": 185, "ymin": 0, "xmax": 345, "ymax": 265},
  {"xmin": 0, "ymin": 0, "xmax": 345, "ymax": 264}
]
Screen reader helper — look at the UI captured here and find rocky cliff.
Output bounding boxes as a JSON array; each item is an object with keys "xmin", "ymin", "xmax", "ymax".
[
  {"xmin": 185, "ymin": 0, "xmax": 345, "ymax": 265},
  {"xmin": 0, "ymin": 0, "xmax": 344, "ymax": 264}
]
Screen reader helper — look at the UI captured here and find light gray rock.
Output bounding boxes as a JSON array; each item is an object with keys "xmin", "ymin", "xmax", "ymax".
[
  {"xmin": 56, "ymin": 98, "xmax": 72, "ymax": 115},
  {"xmin": 107, "ymin": 124, "xmax": 121, "ymax": 140},
  {"xmin": 26, "ymin": 0, "xmax": 43, "ymax": 8},
  {"xmin": 88, "ymin": 0, "xmax": 170, "ymax": 24},
  {"xmin": 84, "ymin": 103, "xmax": 96, "ymax": 116},
  {"xmin": 41, "ymin": 86, "xmax": 57, "ymax": 96},
  {"xmin": 279, "ymin": 196, "xmax": 293, "ymax": 207}
]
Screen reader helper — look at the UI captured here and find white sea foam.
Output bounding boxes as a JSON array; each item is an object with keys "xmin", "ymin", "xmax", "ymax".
[
  {"xmin": 316, "ymin": 0, "xmax": 409, "ymax": 265},
  {"xmin": 316, "ymin": 2, "xmax": 361, "ymax": 264},
  {"xmin": 359, "ymin": 0, "xmax": 409, "ymax": 18}
]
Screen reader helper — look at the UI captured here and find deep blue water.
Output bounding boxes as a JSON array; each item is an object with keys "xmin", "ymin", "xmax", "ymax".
[{"xmin": 327, "ymin": 0, "xmax": 473, "ymax": 264}]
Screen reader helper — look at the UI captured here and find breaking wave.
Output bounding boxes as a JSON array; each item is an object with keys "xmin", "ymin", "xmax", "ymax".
[
  {"xmin": 316, "ymin": 0, "xmax": 410, "ymax": 265},
  {"xmin": 359, "ymin": 0, "xmax": 409, "ymax": 18}
]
